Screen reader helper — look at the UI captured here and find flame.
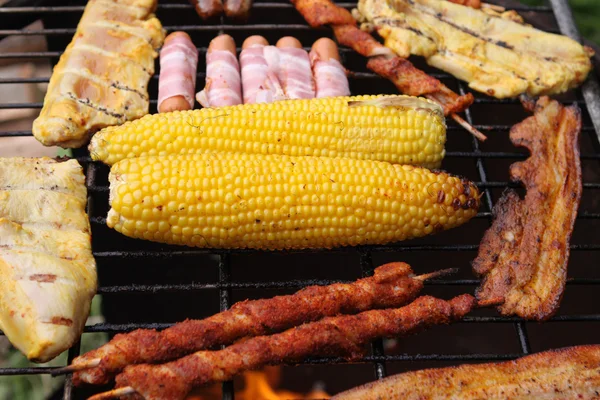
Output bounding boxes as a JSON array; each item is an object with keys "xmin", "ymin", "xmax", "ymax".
[{"xmin": 187, "ymin": 366, "xmax": 330, "ymax": 400}]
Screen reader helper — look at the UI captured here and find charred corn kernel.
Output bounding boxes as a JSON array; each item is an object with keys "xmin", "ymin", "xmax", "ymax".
[
  {"xmin": 90, "ymin": 95, "xmax": 446, "ymax": 168},
  {"xmin": 106, "ymin": 153, "xmax": 479, "ymax": 250}
]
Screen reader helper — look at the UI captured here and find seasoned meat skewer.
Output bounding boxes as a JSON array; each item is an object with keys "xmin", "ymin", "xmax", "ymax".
[
  {"xmin": 91, "ymin": 294, "xmax": 475, "ymax": 400},
  {"xmin": 68, "ymin": 262, "xmax": 442, "ymax": 385},
  {"xmin": 333, "ymin": 345, "xmax": 600, "ymax": 399}
]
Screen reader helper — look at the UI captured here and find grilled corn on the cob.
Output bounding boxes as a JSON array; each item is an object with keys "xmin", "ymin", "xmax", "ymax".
[
  {"xmin": 107, "ymin": 153, "xmax": 479, "ymax": 250},
  {"xmin": 90, "ymin": 95, "xmax": 446, "ymax": 168}
]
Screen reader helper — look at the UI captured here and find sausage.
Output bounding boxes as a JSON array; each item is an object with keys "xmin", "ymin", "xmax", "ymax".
[
  {"xmin": 223, "ymin": 0, "xmax": 252, "ymax": 21},
  {"xmin": 239, "ymin": 36, "xmax": 286, "ymax": 104},
  {"xmin": 309, "ymin": 37, "xmax": 350, "ymax": 98},
  {"xmin": 196, "ymin": 34, "xmax": 242, "ymax": 108},
  {"xmin": 263, "ymin": 36, "xmax": 315, "ymax": 99},
  {"xmin": 188, "ymin": 0, "xmax": 223, "ymax": 20},
  {"xmin": 158, "ymin": 32, "xmax": 199, "ymax": 113}
]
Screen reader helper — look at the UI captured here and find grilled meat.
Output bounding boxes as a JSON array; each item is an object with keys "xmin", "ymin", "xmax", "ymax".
[
  {"xmin": 473, "ymin": 97, "xmax": 582, "ymax": 320},
  {"xmin": 0, "ymin": 158, "xmax": 96, "ymax": 362},
  {"xmin": 104, "ymin": 295, "xmax": 475, "ymax": 399},
  {"xmin": 189, "ymin": 0, "xmax": 223, "ymax": 19},
  {"xmin": 310, "ymin": 38, "xmax": 351, "ymax": 98},
  {"xmin": 357, "ymin": 0, "xmax": 593, "ymax": 98},
  {"xmin": 32, "ymin": 0, "xmax": 164, "ymax": 148},
  {"xmin": 290, "ymin": 0, "xmax": 474, "ymax": 115},
  {"xmin": 333, "ymin": 345, "xmax": 600, "ymax": 399},
  {"xmin": 73, "ymin": 262, "xmax": 423, "ymax": 385}
]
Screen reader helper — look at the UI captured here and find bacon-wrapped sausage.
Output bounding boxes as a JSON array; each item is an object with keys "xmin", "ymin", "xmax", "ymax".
[
  {"xmin": 309, "ymin": 38, "xmax": 350, "ymax": 98},
  {"xmin": 196, "ymin": 35, "xmax": 242, "ymax": 108},
  {"xmin": 239, "ymin": 36, "xmax": 286, "ymax": 104},
  {"xmin": 158, "ymin": 32, "xmax": 199, "ymax": 113},
  {"xmin": 263, "ymin": 37, "xmax": 315, "ymax": 100}
]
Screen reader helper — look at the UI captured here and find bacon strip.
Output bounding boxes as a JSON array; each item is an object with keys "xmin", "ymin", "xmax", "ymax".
[
  {"xmin": 111, "ymin": 295, "xmax": 475, "ymax": 400},
  {"xmin": 333, "ymin": 345, "xmax": 600, "ymax": 399},
  {"xmin": 73, "ymin": 262, "xmax": 423, "ymax": 385},
  {"xmin": 290, "ymin": 0, "xmax": 474, "ymax": 115},
  {"xmin": 240, "ymin": 45, "xmax": 286, "ymax": 104},
  {"xmin": 264, "ymin": 46, "xmax": 315, "ymax": 99},
  {"xmin": 310, "ymin": 55, "xmax": 350, "ymax": 98},
  {"xmin": 196, "ymin": 50, "xmax": 242, "ymax": 107},
  {"xmin": 158, "ymin": 33, "xmax": 198, "ymax": 111},
  {"xmin": 472, "ymin": 97, "xmax": 582, "ymax": 320}
]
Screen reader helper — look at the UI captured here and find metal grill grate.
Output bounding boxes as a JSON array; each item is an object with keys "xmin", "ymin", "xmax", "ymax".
[{"xmin": 0, "ymin": 0, "xmax": 599, "ymax": 398}]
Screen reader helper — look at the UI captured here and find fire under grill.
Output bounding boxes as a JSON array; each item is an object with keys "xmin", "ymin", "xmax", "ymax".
[{"xmin": 0, "ymin": 0, "xmax": 599, "ymax": 398}]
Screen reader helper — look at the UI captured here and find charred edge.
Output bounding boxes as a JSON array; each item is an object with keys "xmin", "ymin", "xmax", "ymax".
[
  {"xmin": 29, "ymin": 274, "xmax": 57, "ymax": 283},
  {"xmin": 110, "ymin": 81, "xmax": 149, "ymax": 101},
  {"xmin": 50, "ymin": 317, "xmax": 73, "ymax": 326}
]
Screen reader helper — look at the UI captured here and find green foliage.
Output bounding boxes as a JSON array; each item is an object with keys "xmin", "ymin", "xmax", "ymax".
[{"xmin": 519, "ymin": 0, "xmax": 600, "ymax": 44}]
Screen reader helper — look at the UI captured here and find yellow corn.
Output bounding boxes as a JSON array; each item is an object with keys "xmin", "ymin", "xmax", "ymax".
[
  {"xmin": 90, "ymin": 95, "xmax": 446, "ymax": 168},
  {"xmin": 107, "ymin": 153, "xmax": 479, "ymax": 250}
]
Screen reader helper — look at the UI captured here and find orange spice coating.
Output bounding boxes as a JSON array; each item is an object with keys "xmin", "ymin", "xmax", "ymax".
[
  {"xmin": 73, "ymin": 262, "xmax": 422, "ymax": 385},
  {"xmin": 115, "ymin": 294, "xmax": 476, "ymax": 399}
]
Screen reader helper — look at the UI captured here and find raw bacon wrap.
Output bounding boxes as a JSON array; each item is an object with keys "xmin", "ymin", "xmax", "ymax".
[
  {"xmin": 158, "ymin": 35, "xmax": 199, "ymax": 110},
  {"xmin": 196, "ymin": 50, "xmax": 242, "ymax": 108},
  {"xmin": 263, "ymin": 46, "xmax": 315, "ymax": 100},
  {"xmin": 239, "ymin": 45, "xmax": 286, "ymax": 104},
  {"xmin": 310, "ymin": 51, "xmax": 350, "ymax": 98}
]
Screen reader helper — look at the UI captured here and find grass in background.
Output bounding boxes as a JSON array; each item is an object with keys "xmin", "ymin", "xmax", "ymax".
[{"xmin": 519, "ymin": 0, "xmax": 600, "ymax": 45}]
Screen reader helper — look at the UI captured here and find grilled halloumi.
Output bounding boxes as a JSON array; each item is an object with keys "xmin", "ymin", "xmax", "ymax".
[
  {"xmin": 356, "ymin": 0, "xmax": 593, "ymax": 98},
  {"xmin": 32, "ymin": 0, "xmax": 165, "ymax": 148},
  {"xmin": 0, "ymin": 158, "xmax": 97, "ymax": 362}
]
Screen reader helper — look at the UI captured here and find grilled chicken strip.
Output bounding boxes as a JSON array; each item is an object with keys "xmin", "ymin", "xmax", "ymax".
[
  {"xmin": 73, "ymin": 262, "xmax": 423, "ymax": 385},
  {"xmin": 32, "ymin": 0, "xmax": 164, "ymax": 148},
  {"xmin": 472, "ymin": 97, "xmax": 582, "ymax": 320},
  {"xmin": 0, "ymin": 158, "xmax": 96, "ymax": 362},
  {"xmin": 290, "ymin": 0, "xmax": 474, "ymax": 116},
  {"xmin": 107, "ymin": 295, "xmax": 475, "ymax": 400},
  {"xmin": 357, "ymin": 0, "xmax": 593, "ymax": 98},
  {"xmin": 333, "ymin": 345, "xmax": 600, "ymax": 399}
]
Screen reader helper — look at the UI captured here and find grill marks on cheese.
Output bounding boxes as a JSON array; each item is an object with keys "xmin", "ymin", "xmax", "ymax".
[
  {"xmin": 357, "ymin": 0, "xmax": 593, "ymax": 98},
  {"xmin": 0, "ymin": 158, "xmax": 97, "ymax": 362},
  {"xmin": 32, "ymin": 0, "xmax": 164, "ymax": 148}
]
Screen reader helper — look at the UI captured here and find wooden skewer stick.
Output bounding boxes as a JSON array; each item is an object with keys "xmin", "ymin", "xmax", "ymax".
[
  {"xmin": 412, "ymin": 268, "xmax": 458, "ymax": 281},
  {"xmin": 476, "ymin": 296, "xmax": 505, "ymax": 308},
  {"xmin": 451, "ymin": 113, "xmax": 488, "ymax": 141},
  {"xmin": 51, "ymin": 358, "xmax": 100, "ymax": 376},
  {"xmin": 88, "ymin": 387, "xmax": 136, "ymax": 400},
  {"xmin": 481, "ymin": 3, "xmax": 506, "ymax": 12}
]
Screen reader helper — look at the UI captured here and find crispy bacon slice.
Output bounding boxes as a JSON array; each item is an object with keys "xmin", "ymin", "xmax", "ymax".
[
  {"xmin": 102, "ymin": 295, "xmax": 475, "ymax": 400},
  {"xmin": 289, "ymin": 0, "xmax": 474, "ymax": 116},
  {"xmin": 472, "ymin": 97, "xmax": 582, "ymax": 320},
  {"xmin": 332, "ymin": 345, "xmax": 600, "ymax": 399},
  {"xmin": 71, "ymin": 262, "xmax": 426, "ymax": 385}
]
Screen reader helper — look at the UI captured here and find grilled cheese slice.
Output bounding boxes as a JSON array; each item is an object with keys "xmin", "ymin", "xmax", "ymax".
[
  {"xmin": 357, "ymin": 0, "xmax": 593, "ymax": 98},
  {"xmin": 0, "ymin": 158, "xmax": 96, "ymax": 362},
  {"xmin": 32, "ymin": 0, "xmax": 165, "ymax": 148}
]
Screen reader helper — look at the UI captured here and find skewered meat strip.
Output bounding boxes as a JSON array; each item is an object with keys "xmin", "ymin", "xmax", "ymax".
[
  {"xmin": 473, "ymin": 97, "xmax": 582, "ymax": 320},
  {"xmin": 100, "ymin": 294, "xmax": 475, "ymax": 399},
  {"xmin": 289, "ymin": 0, "xmax": 474, "ymax": 116},
  {"xmin": 332, "ymin": 345, "xmax": 600, "ymax": 399},
  {"xmin": 72, "ymin": 262, "xmax": 426, "ymax": 385}
]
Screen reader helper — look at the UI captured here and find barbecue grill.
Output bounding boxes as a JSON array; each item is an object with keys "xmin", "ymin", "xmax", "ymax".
[{"xmin": 0, "ymin": 0, "xmax": 599, "ymax": 398}]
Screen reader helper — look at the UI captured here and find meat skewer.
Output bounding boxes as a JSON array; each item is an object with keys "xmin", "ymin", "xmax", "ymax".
[
  {"xmin": 289, "ymin": 0, "xmax": 486, "ymax": 140},
  {"xmin": 157, "ymin": 32, "xmax": 199, "ymax": 113},
  {"xmin": 264, "ymin": 37, "xmax": 316, "ymax": 99},
  {"xmin": 64, "ymin": 262, "xmax": 446, "ymax": 385},
  {"xmin": 309, "ymin": 38, "xmax": 350, "ymax": 98},
  {"xmin": 239, "ymin": 36, "xmax": 286, "ymax": 104},
  {"xmin": 90, "ymin": 294, "xmax": 476, "ymax": 400},
  {"xmin": 332, "ymin": 345, "xmax": 600, "ymax": 399},
  {"xmin": 223, "ymin": 0, "xmax": 252, "ymax": 21},
  {"xmin": 196, "ymin": 34, "xmax": 242, "ymax": 108},
  {"xmin": 188, "ymin": 0, "xmax": 223, "ymax": 20}
]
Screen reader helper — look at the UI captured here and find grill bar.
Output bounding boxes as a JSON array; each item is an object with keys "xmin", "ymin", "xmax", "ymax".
[{"xmin": 0, "ymin": 0, "xmax": 598, "ymax": 398}]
